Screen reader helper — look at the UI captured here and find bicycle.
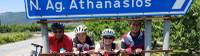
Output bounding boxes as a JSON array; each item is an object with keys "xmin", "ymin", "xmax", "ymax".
[{"xmin": 30, "ymin": 43, "xmax": 43, "ymax": 56}]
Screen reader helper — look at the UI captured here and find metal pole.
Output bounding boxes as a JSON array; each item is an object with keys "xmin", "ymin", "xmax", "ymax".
[
  {"xmin": 144, "ymin": 20, "xmax": 152, "ymax": 56},
  {"xmin": 162, "ymin": 20, "xmax": 171, "ymax": 56},
  {"xmin": 41, "ymin": 20, "xmax": 49, "ymax": 53}
]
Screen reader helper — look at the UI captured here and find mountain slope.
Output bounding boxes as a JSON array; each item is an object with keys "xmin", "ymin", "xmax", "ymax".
[{"xmin": 0, "ymin": 12, "xmax": 35, "ymax": 24}]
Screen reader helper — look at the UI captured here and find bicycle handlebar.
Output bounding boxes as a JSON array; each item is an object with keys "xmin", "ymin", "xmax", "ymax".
[{"xmin": 31, "ymin": 43, "xmax": 43, "ymax": 48}]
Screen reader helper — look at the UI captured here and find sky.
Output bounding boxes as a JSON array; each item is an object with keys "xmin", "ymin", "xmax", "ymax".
[{"xmin": 0, "ymin": 0, "xmax": 25, "ymax": 13}]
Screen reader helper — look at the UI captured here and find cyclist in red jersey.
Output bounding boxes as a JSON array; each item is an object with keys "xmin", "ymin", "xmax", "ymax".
[{"xmin": 48, "ymin": 23, "xmax": 73, "ymax": 53}]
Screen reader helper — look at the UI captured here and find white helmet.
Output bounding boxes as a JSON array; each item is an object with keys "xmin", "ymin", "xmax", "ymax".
[
  {"xmin": 74, "ymin": 25, "xmax": 87, "ymax": 34},
  {"xmin": 102, "ymin": 29, "xmax": 115, "ymax": 36}
]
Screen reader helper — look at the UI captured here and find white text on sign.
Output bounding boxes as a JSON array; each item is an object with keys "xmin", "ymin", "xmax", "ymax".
[{"xmin": 30, "ymin": 0, "xmax": 152, "ymax": 12}]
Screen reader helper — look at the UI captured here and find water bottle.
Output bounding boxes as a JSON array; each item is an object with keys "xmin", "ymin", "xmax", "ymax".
[{"xmin": 60, "ymin": 48, "xmax": 65, "ymax": 53}]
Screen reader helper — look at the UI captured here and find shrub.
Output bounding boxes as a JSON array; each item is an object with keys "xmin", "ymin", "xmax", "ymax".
[{"xmin": 0, "ymin": 32, "xmax": 32, "ymax": 44}]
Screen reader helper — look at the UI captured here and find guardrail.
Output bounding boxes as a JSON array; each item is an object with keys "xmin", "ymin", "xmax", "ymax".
[{"xmin": 40, "ymin": 50, "xmax": 173, "ymax": 56}]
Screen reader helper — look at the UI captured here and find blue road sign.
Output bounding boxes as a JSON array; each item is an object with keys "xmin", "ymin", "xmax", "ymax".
[{"xmin": 25, "ymin": 0, "xmax": 193, "ymax": 19}]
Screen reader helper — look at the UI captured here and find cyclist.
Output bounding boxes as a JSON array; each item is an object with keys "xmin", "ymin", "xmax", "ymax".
[
  {"xmin": 73, "ymin": 25, "xmax": 95, "ymax": 55},
  {"xmin": 121, "ymin": 21, "xmax": 144, "ymax": 56},
  {"xmin": 96, "ymin": 29, "xmax": 120, "ymax": 56},
  {"xmin": 49, "ymin": 23, "xmax": 73, "ymax": 53}
]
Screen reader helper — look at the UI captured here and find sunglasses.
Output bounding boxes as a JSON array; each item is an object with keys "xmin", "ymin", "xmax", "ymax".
[
  {"xmin": 53, "ymin": 30, "xmax": 63, "ymax": 33},
  {"xmin": 103, "ymin": 36, "xmax": 114, "ymax": 39}
]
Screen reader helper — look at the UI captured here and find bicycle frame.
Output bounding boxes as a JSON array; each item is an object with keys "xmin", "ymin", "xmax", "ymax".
[{"xmin": 31, "ymin": 43, "xmax": 43, "ymax": 56}]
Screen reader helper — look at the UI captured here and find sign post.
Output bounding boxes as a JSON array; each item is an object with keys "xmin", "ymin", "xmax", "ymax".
[
  {"xmin": 144, "ymin": 19, "xmax": 152, "ymax": 56},
  {"xmin": 25, "ymin": 0, "xmax": 192, "ymax": 19},
  {"xmin": 41, "ymin": 20, "xmax": 49, "ymax": 53},
  {"xmin": 163, "ymin": 20, "xmax": 171, "ymax": 56}
]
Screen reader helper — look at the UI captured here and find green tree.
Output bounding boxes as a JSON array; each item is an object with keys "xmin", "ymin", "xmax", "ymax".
[{"xmin": 170, "ymin": 0, "xmax": 200, "ymax": 54}]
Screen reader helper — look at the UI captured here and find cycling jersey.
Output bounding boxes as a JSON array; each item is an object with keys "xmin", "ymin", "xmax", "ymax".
[
  {"xmin": 99, "ymin": 42, "xmax": 119, "ymax": 56},
  {"xmin": 121, "ymin": 31, "xmax": 144, "ymax": 51},
  {"xmin": 100, "ymin": 43, "xmax": 117, "ymax": 50},
  {"xmin": 49, "ymin": 34, "xmax": 73, "ymax": 53},
  {"xmin": 73, "ymin": 36, "xmax": 95, "ymax": 52}
]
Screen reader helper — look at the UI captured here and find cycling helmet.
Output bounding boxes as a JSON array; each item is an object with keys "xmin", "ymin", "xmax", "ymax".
[
  {"xmin": 102, "ymin": 29, "xmax": 115, "ymax": 36},
  {"xmin": 74, "ymin": 25, "xmax": 87, "ymax": 34}
]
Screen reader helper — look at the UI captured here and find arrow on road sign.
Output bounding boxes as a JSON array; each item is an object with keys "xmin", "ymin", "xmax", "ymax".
[{"xmin": 172, "ymin": 0, "xmax": 186, "ymax": 9}]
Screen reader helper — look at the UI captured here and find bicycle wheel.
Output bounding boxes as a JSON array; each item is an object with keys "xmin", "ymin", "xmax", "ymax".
[{"xmin": 30, "ymin": 50, "xmax": 37, "ymax": 56}]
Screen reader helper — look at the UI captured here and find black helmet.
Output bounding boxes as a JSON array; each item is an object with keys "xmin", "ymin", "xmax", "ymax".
[{"xmin": 51, "ymin": 23, "xmax": 65, "ymax": 30}]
